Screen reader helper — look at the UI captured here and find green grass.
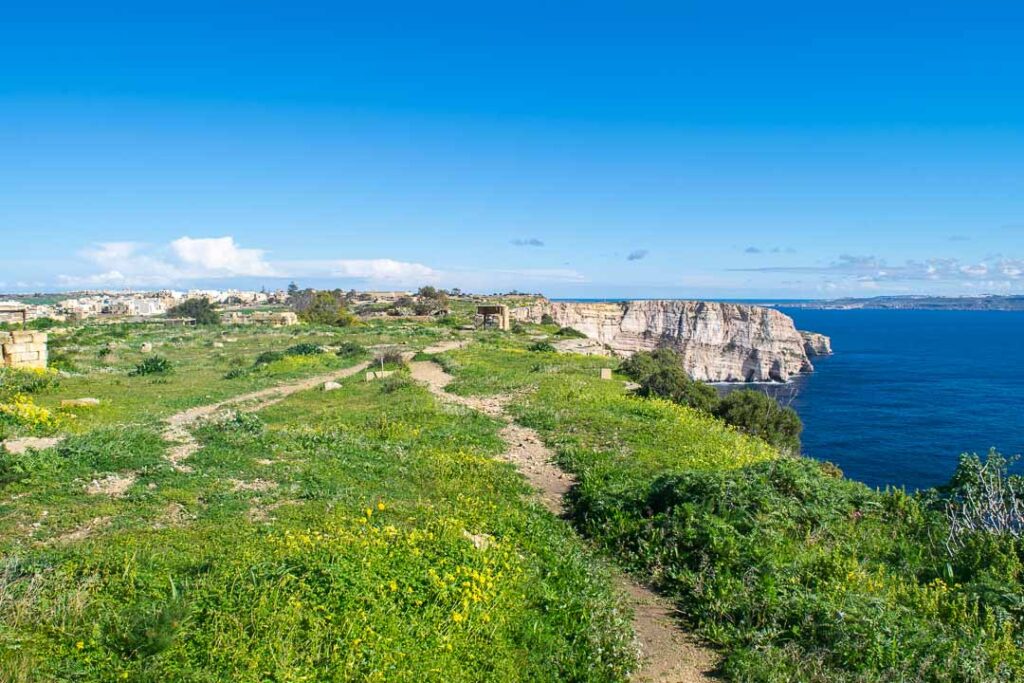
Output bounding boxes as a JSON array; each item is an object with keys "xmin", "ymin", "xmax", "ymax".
[{"xmin": 0, "ymin": 322, "xmax": 635, "ymax": 681}]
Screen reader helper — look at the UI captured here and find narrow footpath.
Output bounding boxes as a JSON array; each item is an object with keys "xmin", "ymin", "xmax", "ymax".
[
  {"xmin": 408, "ymin": 358, "xmax": 718, "ymax": 683},
  {"xmin": 163, "ymin": 360, "xmax": 371, "ymax": 471}
]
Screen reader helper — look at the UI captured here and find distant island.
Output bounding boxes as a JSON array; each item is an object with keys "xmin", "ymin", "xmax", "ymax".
[{"xmin": 773, "ymin": 294, "xmax": 1024, "ymax": 311}]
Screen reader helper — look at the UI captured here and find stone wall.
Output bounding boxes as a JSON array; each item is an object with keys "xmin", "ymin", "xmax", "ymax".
[
  {"xmin": 2, "ymin": 331, "xmax": 48, "ymax": 369},
  {"xmin": 223, "ymin": 311, "xmax": 299, "ymax": 326}
]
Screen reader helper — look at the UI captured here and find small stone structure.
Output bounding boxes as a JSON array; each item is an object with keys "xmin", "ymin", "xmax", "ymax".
[
  {"xmin": 599, "ymin": 368, "xmax": 613, "ymax": 380},
  {"xmin": 476, "ymin": 305, "xmax": 510, "ymax": 331},
  {"xmin": 2, "ymin": 331, "xmax": 48, "ymax": 369},
  {"xmin": 365, "ymin": 370, "xmax": 395, "ymax": 381},
  {"xmin": 223, "ymin": 311, "xmax": 299, "ymax": 326}
]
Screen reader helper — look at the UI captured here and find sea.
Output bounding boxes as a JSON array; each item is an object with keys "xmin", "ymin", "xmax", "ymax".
[
  {"xmin": 772, "ymin": 308, "xmax": 1024, "ymax": 490},
  {"xmin": 556, "ymin": 300, "xmax": 1024, "ymax": 490}
]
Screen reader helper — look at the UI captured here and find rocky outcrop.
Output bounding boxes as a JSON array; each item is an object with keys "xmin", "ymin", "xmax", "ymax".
[
  {"xmin": 513, "ymin": 300, "xmax": 829, "ymax": 382},
  {"xmin": 800, "ymin": 331, "xmax": 832, "ymax": 357}
]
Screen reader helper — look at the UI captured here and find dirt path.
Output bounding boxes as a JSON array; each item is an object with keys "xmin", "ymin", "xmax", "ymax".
[
  {"xmin": 163, "ymin": 360, "xmax": 371, "ymax": 471},
  {"xmin": 408, "ymin": 359, "xmax": 718, "ymax": 682}
]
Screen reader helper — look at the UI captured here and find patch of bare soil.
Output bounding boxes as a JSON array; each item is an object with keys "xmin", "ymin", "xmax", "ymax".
[
  {"xmin": 421, "ymin": 339, "xmax": 470, "ymax": 354},
  {"xmin": 85, "ymin": 473, "xmax": 136, "ymax": 497},
  {"xmin": 247, "ymin": 498, "xmax": 298, "ymax": 523},
  {"xmin": 49, "ymin": 516, "xmax": 113, "ymax": 545},
  {"xmin": 230, "ymin": 478, "xmax": 278, "ymax": 492},
  {"xmin": 154, "ymin": 502, "xmax": 195, "ymax": 529},
  {"xmin": 2, "ymin": 436, "xmax": 62, "ymax": 455},
  {"xmin": 162, "ymin": 361, "xmax": 371, "ymax": 471},
  {"xmin": 408, "ymin": 359, "xmax": 718, "ymax": 682}
]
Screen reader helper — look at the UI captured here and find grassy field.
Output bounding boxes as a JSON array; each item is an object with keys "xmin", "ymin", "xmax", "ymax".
[
  {"xmin": 0, "ymin": 320, "xmax": 634, "ymax": 681},
  {"xmin": 3, "ymin": 317, "xmax": 1022, "ymax": 681}
]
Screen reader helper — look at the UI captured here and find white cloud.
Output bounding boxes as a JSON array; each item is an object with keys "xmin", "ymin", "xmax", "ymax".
[
  {"xmin": 330, "ymin": 259, "xmax": 438, "ymax": 282},
  {"xmin": 170, "ymin": 236, "xmax": 275, "ymax": 277},
  {"xmin": 58, "ymin": 236, "xmax": 440, "ymax": 288}
]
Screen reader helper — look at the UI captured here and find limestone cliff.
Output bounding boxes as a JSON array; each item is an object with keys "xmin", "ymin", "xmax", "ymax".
[
  {"xmin": 512, "ymin": 300, "xmax": 829, "ymax": 382},
  {"xmin": 800, "ymin": 331, "xmax": 833, "ymax": 357}
]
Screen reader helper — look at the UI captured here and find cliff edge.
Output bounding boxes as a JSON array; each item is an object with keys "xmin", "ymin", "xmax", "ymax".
[{"xmin": 512, "ymin": 300, "xmax": 829, "ymax": 382}]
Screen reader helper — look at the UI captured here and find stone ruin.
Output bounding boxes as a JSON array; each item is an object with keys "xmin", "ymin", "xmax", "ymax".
[
  {"xmin": 223, "ymin": 311, "xmax": 299, "ymax": 326},
  {"xmin": 2, "ymin": 331, "xmax": 48, "ymax": 369},
  {"xmin": 476, "ymin": 305, "xmax": 510, "ymax": 331}
]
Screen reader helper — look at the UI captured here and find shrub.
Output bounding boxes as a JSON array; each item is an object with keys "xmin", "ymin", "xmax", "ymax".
[
  {"xmin": 223, "ymin": 411, "xmax": 265, "ymax": 436},
  {"xmin": 618, "ymin": 347, "xmax": 683, "ymax": 384},
  {"xmin": 167, "ymin": 298, "xmax": 220, "ymax": 325},
  {"xmin": 555, "ymin": 326, "xmax": 587, "ymax": 338},
  {"xmin": 638, "ymin": 365, "xmax": 719, "ymax": 413},
  {"xmin": 528, "ymin": 341, "xmax": 557, "ymax": 353},
  {"xmin": 335, "ymin": 341, "xmax": 367, "ymax": 358},
  {"xmin": 284, "ymin": 343, "xmax": 323, "ymax": 356},
  {"xmin": 713, "ymin": 389, "xmax": 802, "ymax": 452},
  {"xmin": 0, "ymin": 394, "xmax": 61, "ymax": 435},
  {"xmin": 130, "ymin": 355, "xmax": 173, "ymax": 376},
  {"xmin": 296, "ymin": 291, "xmax": 355, "ymax": 326},
  {"xmin": 944, "ymin": 450, "xmax": 1023, "ymax": 552},
  {"xmin": 375, "ymin": 349, "xmax": 405, "ymax": 368},
  {"xmin": 540, "ymin": 313, "xmax": 555, "ymax": 326},
  {"xmin": 253, "ymin": 350, "xmax": 285, "ymax": 366},
  {"xmin": 0, "ymin": 367, "xmax": 60, "ymax": 399},
  {"xmin": 378, "ymin": 374, "xmax": 413, "ymax": 394}
]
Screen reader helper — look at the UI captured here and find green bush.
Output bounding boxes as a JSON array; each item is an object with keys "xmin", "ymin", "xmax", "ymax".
[
  {"xmin": 167, "ymin": 298, "xmax": 220, "ymax": 325},
  {"xmin": 528, "ymin": 341, "xmax": 556, "ymax": 353},
  {"xmin": 130, "ymin": 355, "xmax": 173, "ymax": 376},
  {"xmin": 554, "ymin": 326, "xmax": 587, "ymax": 338},
  {"xmin": 336, "ymin": 341, "xmax": 367, "ymax": 358},
  {"xmin": 713, "ymin": 389, "xmax": 802, "ymax": 452},
  {"xmin": 637, "ymin": 365, "xmax": 719, "ymax": 413},
  {"xmin": 375, "ymin": 349, "xmax": 406, "ymax": 368},
  {"xmin": 296, "ymin": 291, "xmax": 356, "ymax": 326},
  {"xmin": 540, "ymin": 313, "xmax": 555, "ymax": 326},
  {"xmin": 617, "ymin": 347, "xmax": 682, "ymax": 384},
  {"xmin": 378, "ymin": 373, "xmax": 413, "ymax": 394},
  {"xmin": 253, "ymin": 350, "xmax": 285, "ymax": 366},
  {"xmin": 284, "ymin": 343, "xmax": 323, "ymax": 356}
]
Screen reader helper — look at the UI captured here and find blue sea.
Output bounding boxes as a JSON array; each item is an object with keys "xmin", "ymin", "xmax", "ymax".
[{"xmin": 765, "ymin": 309, "xmax": 1024, "ymax": 490}]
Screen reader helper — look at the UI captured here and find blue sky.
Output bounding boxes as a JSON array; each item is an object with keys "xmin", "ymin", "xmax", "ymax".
[{"xmin": 2, "ymin": 1, "xmax": 1023, "ymax": 298}]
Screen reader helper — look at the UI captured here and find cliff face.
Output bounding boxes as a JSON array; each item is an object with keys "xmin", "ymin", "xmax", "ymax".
[
  {"xmin": 800, "ymin": 331, "xmax": 833, "ymax": 357},
  {"xmin": 512, "ymin": 300, "xmax": 827, "ymax": 382}
]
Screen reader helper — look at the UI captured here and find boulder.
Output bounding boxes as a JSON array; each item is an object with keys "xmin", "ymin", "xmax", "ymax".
[
  {"xmin": 140, "ymin": 342, "xmax": 153, "ymax": 352},
  {"xmin": 323, "ymin": 381, "xmax": 342, "ymax": 391},
  {"xmin": 61, "ymin": 398, "xmax": 100, "ymax": 407}
]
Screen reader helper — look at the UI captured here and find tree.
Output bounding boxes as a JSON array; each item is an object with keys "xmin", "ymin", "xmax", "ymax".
[
  {"xmin": 413, "ymin": 286, "xmax": 449, "ymax": 315},
  {"xmin": 619, "ymin": 347, "xmax": 687, "ymax": 384},
  {"xmin": 286, "ymin": 281, "xmax": 299, "ymax": 301},
  {"xmin": 167, "ymin": 298, "xmax": 220, "ymax": 325},
  {"xmin": 297, "ymin": 290, "xmax": 354, "ymax": 326},
  {"xmin": 714, "ymin": 390, "xmax": 802, "ymax": 453}
]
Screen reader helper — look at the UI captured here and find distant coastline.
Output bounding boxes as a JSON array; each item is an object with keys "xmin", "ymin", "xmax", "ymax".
[{"xmin": 554, "ymin": 295, "xmax": 1024, "ymax": 311}]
